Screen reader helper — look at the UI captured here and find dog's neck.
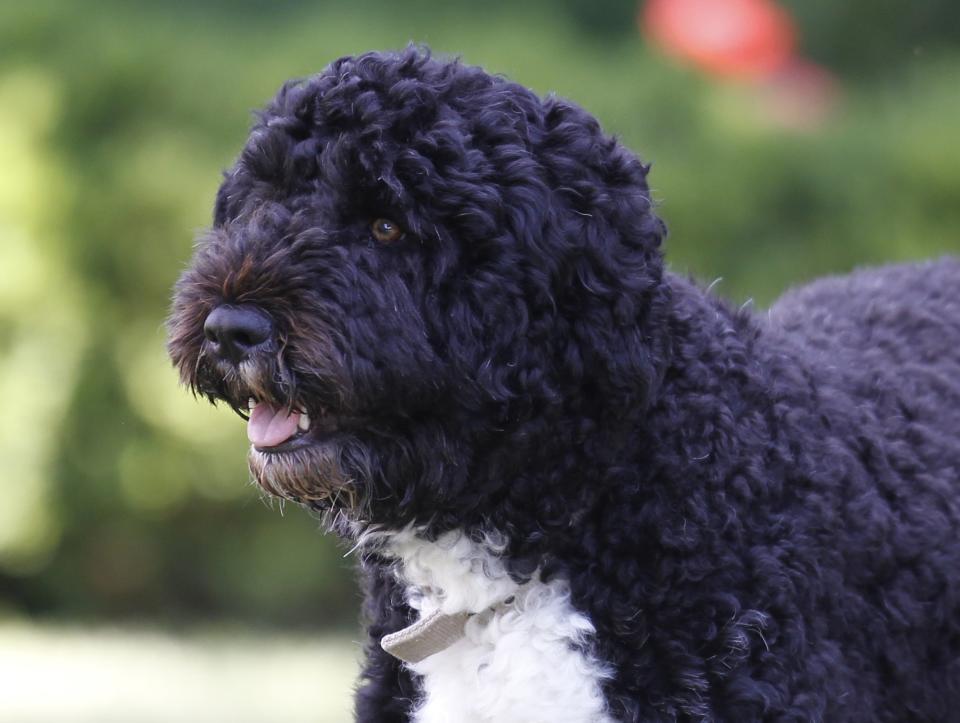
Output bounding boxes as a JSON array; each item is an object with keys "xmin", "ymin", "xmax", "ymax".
[{"xmin": 352, "ymin": 273, "xmax": 776, "ymax": 569}]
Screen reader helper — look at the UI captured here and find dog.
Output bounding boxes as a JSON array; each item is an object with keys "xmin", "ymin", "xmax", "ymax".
[{"xmin": 167, "ymin": 47, "xmax": 960, "ymax": 722}]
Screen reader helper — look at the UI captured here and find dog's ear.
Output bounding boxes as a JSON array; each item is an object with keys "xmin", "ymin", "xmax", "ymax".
[
  {"xmin": 534, "ymin": 98, "xmax": 671, "ymax": 414},
  {"xmin": 432, "ymin": 94, "xmax": 670, "ymax": 418}
]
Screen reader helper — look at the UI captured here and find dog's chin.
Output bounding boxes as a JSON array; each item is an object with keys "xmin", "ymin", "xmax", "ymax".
[{"xmin": 248, "ymin": 435, "xmax": 359, "ymax": 512}]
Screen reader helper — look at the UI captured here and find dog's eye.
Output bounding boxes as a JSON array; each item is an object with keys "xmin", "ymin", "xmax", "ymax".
[{"xmin": 371, "ymin": 218, "xmax": 404, "ymax": 244}]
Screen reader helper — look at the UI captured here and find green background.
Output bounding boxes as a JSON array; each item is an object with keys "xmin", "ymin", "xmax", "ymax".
[{"xmin": 1, "ymin": 0, "xmax": 958, "ymax": 635}]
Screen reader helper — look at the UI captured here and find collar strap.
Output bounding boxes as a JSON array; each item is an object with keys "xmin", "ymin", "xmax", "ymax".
[{"xmin": 381, "ymin": 587, "xmax": 527, "ymax": 664}]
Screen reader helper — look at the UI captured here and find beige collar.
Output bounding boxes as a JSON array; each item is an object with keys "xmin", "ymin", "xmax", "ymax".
[{"xmin": 381, "ymin": 588, "xmax": 527, "ymax": 664}]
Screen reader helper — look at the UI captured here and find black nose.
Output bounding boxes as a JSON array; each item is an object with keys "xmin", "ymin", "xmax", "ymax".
[{"xmin": 203, "ymin": 305, "xmax": 274, "ymax": 363}]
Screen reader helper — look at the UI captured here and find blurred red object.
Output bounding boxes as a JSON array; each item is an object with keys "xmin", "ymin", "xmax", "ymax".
[
  {"xmin": 641, "ymin": 0, "xmax": 796, "ymax": 80},
  {"xmin": 640, "ymin": 0, "xmax": 839, "ymax": 130}
]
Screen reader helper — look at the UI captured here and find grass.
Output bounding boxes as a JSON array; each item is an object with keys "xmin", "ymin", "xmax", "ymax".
[{"xmin": 0, "ymin": 621, "xmax": 361, "ymax": 722}]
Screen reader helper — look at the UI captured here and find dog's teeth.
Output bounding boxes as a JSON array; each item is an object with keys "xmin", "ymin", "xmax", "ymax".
[
  {"xmin": 248, "ymin": 398, "xmax": 256, "ymax": 410},
  {"xmin": 298, "ymin": 412, "xmax": 310, "ymax": 432}
]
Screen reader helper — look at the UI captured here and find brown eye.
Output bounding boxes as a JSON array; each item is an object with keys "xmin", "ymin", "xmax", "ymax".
[{"xmin": 371, "ymin": 218, "xmax": 403, "ymax": 243}]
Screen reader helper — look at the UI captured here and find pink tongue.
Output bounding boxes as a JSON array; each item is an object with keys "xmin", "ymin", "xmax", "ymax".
[{"xmin": 247, "ymin": 404, "xmax": 300, "ymax": 448}]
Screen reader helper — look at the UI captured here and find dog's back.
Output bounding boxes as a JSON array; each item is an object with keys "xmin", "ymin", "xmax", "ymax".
[
  {"xmin": 763, "ymin": 258, "xmax": 960, "ymax": 717},
  {"xmin": 768, "ymin": 257, "xmax": 960, "ymax": 436}
]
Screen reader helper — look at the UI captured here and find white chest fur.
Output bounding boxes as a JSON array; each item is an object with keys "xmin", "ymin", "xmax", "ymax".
[{"xmin": 384, "ymin": 530, "xmax": 616, "ymax": 723}]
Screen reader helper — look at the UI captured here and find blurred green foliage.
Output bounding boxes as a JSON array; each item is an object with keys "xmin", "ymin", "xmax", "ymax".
[{"xmin": 0, "ymin": 0, "xmax": 957, "ymax": 629}]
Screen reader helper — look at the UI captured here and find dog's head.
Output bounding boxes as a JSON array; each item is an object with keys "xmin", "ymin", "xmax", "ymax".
[{"xmin": 167, "ymin": 48, "xmax": 667, "ymax": 531}]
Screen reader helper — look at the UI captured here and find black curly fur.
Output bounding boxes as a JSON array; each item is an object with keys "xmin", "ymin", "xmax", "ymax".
[{"xmin": 168, "ymin": 47, "xmax": 960, "ymax": 721}]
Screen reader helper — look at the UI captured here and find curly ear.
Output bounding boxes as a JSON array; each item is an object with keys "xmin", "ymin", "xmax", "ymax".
[
  {"xmin": 413, "ymin": 85, "xmax": 670, "ymax": 418},
  {"xmin": 432, "ymin": 97, "xmax": 670, "ymax": 417},
  {"xmin": 537, "ymin": 98, "xmax": 671, "ymax": 413}
]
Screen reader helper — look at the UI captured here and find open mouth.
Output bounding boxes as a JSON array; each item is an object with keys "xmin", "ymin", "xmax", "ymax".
[
  {"xmin": 247, "ymin": 399, "xmax": 310, "ymax": 451},
  {"xmin": 246, "ymin": 398, "xmax": 364, "ymax": 452}
]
